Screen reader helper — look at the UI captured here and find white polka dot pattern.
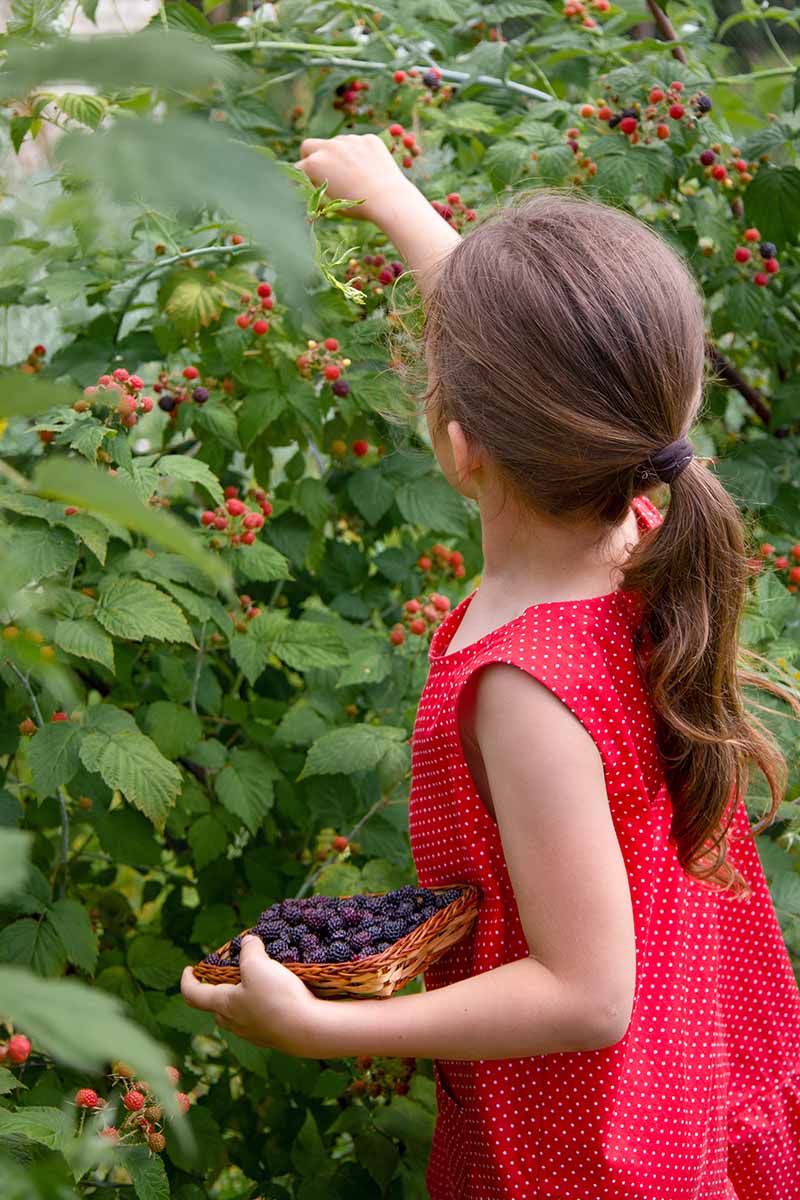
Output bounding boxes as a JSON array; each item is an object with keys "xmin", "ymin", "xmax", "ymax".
[{"xmin": 407, "ymin": 494, "xmax": 800, "ymax": 1200}]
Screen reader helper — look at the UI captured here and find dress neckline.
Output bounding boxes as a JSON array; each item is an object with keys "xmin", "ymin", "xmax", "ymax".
[{"xmin": 429, "ymin": 495, "xmax": 659, "ymax": 663}]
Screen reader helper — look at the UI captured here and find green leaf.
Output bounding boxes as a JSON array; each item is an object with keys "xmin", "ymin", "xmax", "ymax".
[
  {"xmin": 743, "ymin": 166, "xmax": 800, "ymax": 245},
  {"xmin": 95, "ymin": 577, "xmax": 194, "ymax": 645},
  {"xmin": 0, "ymin": 1065, "xmax": 24, "ymax": 1094},
  {"xmin": 3, "ymin": 522, "xmax": 78, "ymax": 589},
  {"xmin": 31, "ymin": 457, "xmax": 229, "ymax": 589},
  {"xmin": 143, "ymin": 701, "xmax": 202, "ymax": 760},
  {"xmin": 27, "ymin": 722, "xmax": 83, "ymax": 799},
  {"xmin": 47, "ymin": 898, "xmax": 98, "ymax": 974},
  {"xmin": 0, "ymin": 373, "xmax": 86, "ymax": 420},
  {"xmin": 155, "ymin": 455, "xmax": 224, "ymax": 507},
  {"xmin": 0, "ymin": 917, "xmax": 66, "ymax": 976},
  {"xmin": 0, "ymin": 1106, "xmax": 72, "ymax": 1152},
  {"xmin": 0, "ymin": 829, "xmax": 33, "ymax": 902},
  {"xmin": 234, "ymin": 540, "xmax": 292, "ymax": 583},
  {"xmin": 79, "ymin": 705, "xmax": 181, "ymax": 828},
  {"xmin": 191, "ymin": 903, "xmax": 238, "ymax": 948},
  {"xmin": 247, "ymin": 613, "xmax": 350, "ymax": 672},
  {"xmin": 55, "ymin": 92, "xmax": 107, "ymax": 129},
  {"xmin": 193, "ymin": 398, "xmax": 240, "ymax": 450},
  {"xmin": 124, "ymin": 1146, "xmax": 170, "ymax": 1200},
  {"xmin": 128, "ymin": 935, "xmax": 187, "ymax": 990},
  {"xmin": 395, "ymin": 476, "xmax": 469, "ymax": 536},
  {"xmin": 67, "ymin": 420, "xmax": 112, "ymax": 462},
  {"xmin": 229, "ymin": 633, "xmax": 270, "ymax": 686},
  {"xmin": 334, "ymin": 647, "xmax": 392, "ymax": 690},
  {"xmin": 299, "ymin": 725, "xmax": 408, "ymax": 780},
  {"xmin": 54, "ymin": 618, "xmax": 114, "ymax": 672},
  {"xmin": 293, "ymin": 477, "xmax": 332, "ymax": 529},
  {"xmin": 215, "ymin": 748, "xmax": 275, "ymax": 833},
  {"xmin": 57, "ymin": 512, "xmax": 111, "ymax": 564},
  {"xmin": 354, "ymin": 1130, "xmax": 400, "ymax": 1191},
  {"xmin": 275, "ymin": 703, "xmax": 330, "ymax": 747},
  {"xmin": 188, "ymin": 813, "xmax": 228, "ymax": 871},
  {"xmin": 347, "ymin": 469, "xmax": 395, "ymax": 525},
  {"xmin": 291, "ymin": 1109, "xmax": 327, "ymax": 1177}
]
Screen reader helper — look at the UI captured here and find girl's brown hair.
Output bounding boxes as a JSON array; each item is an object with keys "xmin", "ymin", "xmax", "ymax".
[{"xmin": 391, "ymin": 188, "xmax": 799, "ymax": 899}]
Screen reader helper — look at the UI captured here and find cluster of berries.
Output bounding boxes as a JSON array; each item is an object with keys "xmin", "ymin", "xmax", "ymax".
[
  {"xmin": 75, "ymin": 1063, "xmax": 190, "ymax": 1154},
  {"xmin": 4, "ymin": 624, "xmax": 56, "ymax": 663},
  {"xmin": 469, "ymin": 21, "xmax": 505, "ymax": 43},
  {"xmin": 563, "ymin": 0, "xmax": 609, "ymax": 28},
  {"xmin": 330, "ymin": 437, "xmax": 373, "ymax": 458},
  {"xmin": 203, "ymin": 885, "xmax": 462, "ymax": 967},
  {"xmin": 332, "ymin": 77, "xmax": 373, "ymax": 119},
  {"xmin": 584, "ymin": 81, "xmax": 712, "ymax": 144},
  {"xmin": 152, "ymin": 364, "xmax": 210, "ymax": 416},
  {"xmin": 759, "ymin": 542, "xmax": 800, "ymax": 593},
  {"xmin": 698, "ymin": 143, "xmax": 763, "ymax": 191},
  {"xmin": 18, "ymin": 344, "xmax": 47, "ymax": 376},
  {"xmin": 199, "ymin": 485, "xmax": 271, "ymax": 549},
  {"xmin": 418, "ymin": 542, "xmax": 466, "ymax": 579},
  {"xmin": 343, "ymin": 251, "xmax": 405, "ymax": 305},
  {"xmin": 431, "ymin": 194, "xmax": 477, "ymax": 231},
  {"xmin": 388, "ymin": 123, "xmax": 421, "ymax": 169},
  {"xmin": 235, "ymin": 281, "xmax": 275, "ymax": 337},
  {"xmin": 296, "ymin": 336, "xmax": 351, "ymax": 396},
  {"xmin": 305, "ymin": 825, "xmax": 361, "ymax": 864},
  {"xmin": 0, "ymin": 1034, "xmax": 31, "ymax": 1064},
  {"xmin": 733, "ymin": 230, "xmax": 780, "ymax": 287},
  {"xmin": 389, "ymin": 64, "xmax": 449, "ymax": 93},
  {"xmin": 389, "ymin": 591, "xmax": 452, "ymax": 645},
  {"xmin": 551, "ymin": 132, "xmax": 598, "ymax": 181},
  {"xmin": 349, "ymin": 1054, "xmax": 417, "ymax": 1101},
  {"xmin": 66, "ymin": 368, "xmax": 152, "ymax": 434},
  {"xmin": 228, "ymin": 593, "xmax": 262, "ymax": 632}
]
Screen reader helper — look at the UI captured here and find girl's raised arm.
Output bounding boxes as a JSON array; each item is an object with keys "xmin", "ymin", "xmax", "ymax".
[{"xmin": 296, "ymin": 134, "xmax": 462, "ymax": 301}]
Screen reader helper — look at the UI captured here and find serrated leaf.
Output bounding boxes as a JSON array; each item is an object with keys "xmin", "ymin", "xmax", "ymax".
[
  {"xmin": 187, "ymin": 813, "xmax": 228, "ymax": 871},
  {"xmin": 159, "ymin": 269, "xmax": 227, "ymax": 337},
  {"xmin": 275, "ymin": 704, "xmax": 330, "ymax": 747},
  {"xmin": 395, "ymin": 476, "xmax": 469, "ymax": 537},
  {"xmin": 0, "ymin": 917, "xmax": 66, "ymax": 976},
  {"xmin": 55, "ymin": 618, "xmax": 114, "ymax": 672},
  {"xmin": 56, "ymin": 512, "xmax": 110, "ymax": 564},
  {"xmin": 229, "ymin": 633, "xmax": 270, "ymax": 686},
  {"xmin": 247, "ymin": 613, "xmax": 350, "ymax": 672},
  {"xmin": 143, "ymin": 701, "xmax": 202, "ymax": 760},
  {"xmin": 128, "ymin": 934, "xmax": 187, "ymax": 990},
  {"xmin": 0, "ymin": 1106, "xmax": 72, "ymax": 1151},
  {"xmin": 124, "ymin": 1145, "xmax": 170, "ymax": 1200},
  {"xmin": 298, "ymin": 724, "xmax": 407, "ymax": 780},
  {"xmin": 0, "ymin": 829, "xmax": 33, "ymax": 902},
  {"xmin": 95, "ymin": 577, "xmax": 194, "ymax": 644},
  {"xmin": 4, "ymin": 522, "xmax": 78, "ymax": 589},
  {"xmin": 347, "ymin": 469, "xmax": 395, "ymax": 525},
  {"xmin": 27, "ymin": 722, "xmax": 83, "ymax": 799},
  {"xmin": 155, "ymin": 455, "xmax": 224, "ymax": 507},
  {"xmin": 0, "ymin": 1064, "xmax": 25, "ymax": 1093},
  {"xmin": 334, "ymin": 647, "xmax": 392, "ymax": 689},
  {"xmin": 215, "ymin": 748, "xmax": 274, "ymax": 833},
  {"xmin": 56, "ymin": 92, "xmax": 107, "ymax": 129},
  {"xmin": 743, "ymin": 165, "xmax": 800, "ymax": 245},
  {"xmin": 67, "ymin": 420, "xmax": 111, "ymax": 461},
  {"xmin": 293, "ymin": 477, "xmax": 332, "ymax": 529},
  {"xmin": 235, "ymin": 540, "xmax": 292, "ymax": 583},
  {"xmin": 194, "ymin": 398, "xmax": 240, "ymax": 449},
  {"xmin": 79, "ymin": 706, "xmax": 181, "ymax": 827},
  {"xmin": 47, "ymin": 897, "xmax": 98, "ymax": 974}
]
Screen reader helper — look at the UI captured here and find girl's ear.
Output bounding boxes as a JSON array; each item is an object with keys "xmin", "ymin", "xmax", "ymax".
[{"xmin": 447, "ymin": 419, "xmax": 482, "ymax": 500}]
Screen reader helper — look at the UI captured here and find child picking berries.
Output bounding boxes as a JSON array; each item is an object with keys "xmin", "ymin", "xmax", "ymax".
[{"xmin": 183, "ymin": 133, "xmax": 800, "ymax": 1200}]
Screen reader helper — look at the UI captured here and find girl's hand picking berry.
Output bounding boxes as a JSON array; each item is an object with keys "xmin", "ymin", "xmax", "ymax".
[
  {"xmin": 295, "ymin": 134, "xmax": 409, "ymax": 224},
  {"xmin": 180, "ymin": 936, "xmax": 323, "ymax": 1052}
]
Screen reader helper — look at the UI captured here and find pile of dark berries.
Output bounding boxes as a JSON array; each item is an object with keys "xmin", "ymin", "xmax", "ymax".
[{"xmin": 203, "ymin": 885, "xmax": 462, "ymax": 967}]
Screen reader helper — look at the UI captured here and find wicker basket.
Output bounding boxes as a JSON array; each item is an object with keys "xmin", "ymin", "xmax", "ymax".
[{"xmin": 192, "ymin": 883, "xmax": 481, "ymax": 999}]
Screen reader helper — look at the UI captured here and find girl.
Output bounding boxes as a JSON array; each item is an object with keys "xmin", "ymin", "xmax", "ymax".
[{"xmin": 182, "ymin": 135, "xmax": 800, "ymax": 1200}]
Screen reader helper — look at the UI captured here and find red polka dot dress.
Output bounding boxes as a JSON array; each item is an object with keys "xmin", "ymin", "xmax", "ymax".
[{"xmin": 408, "ymin": 494, "xmax": 800, "ymax": 1200}]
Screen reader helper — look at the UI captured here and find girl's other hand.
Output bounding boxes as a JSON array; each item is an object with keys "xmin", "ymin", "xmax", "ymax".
[{"xmin": 295, "ymin": 133, "xmax": 413, "ymax": 225}]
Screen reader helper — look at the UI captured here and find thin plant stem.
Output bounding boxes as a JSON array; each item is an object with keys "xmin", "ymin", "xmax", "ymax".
[{"xmin": 191, "ymin": 622, "xmax": 208, "ymax": 716}]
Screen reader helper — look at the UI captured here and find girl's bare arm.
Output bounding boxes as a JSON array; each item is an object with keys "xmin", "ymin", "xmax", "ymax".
[{"xmin": 296, "ymin": 134, "xmax": 462, "ymax": 301}]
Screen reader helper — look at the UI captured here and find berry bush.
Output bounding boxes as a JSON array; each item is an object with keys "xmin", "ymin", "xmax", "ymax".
[{"xmin": 0, "ymin": 3, "xmax": 799, "ymax": 1197}]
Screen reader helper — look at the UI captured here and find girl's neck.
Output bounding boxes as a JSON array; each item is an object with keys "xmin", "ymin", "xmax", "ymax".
[{"xmin": 474, "ymin": 496, "xmax": 641, "ymax": 613}]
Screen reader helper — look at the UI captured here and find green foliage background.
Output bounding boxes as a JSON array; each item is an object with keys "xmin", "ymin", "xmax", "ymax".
[{"xmin": 0, "ymin": 1, "xmax": 799, "ymax": 1196}]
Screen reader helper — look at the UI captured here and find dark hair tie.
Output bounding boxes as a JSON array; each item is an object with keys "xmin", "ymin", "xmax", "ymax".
[{"xmin": 638, "ymin": 436, "xmax": 694, "ymax": 485}]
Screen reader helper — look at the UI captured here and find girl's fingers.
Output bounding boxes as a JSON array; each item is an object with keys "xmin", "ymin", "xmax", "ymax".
[
  {"xmin": 298, "ymin": 138, "xmax": 328, "ymax": 158},
  {"xmin": 180, "ymin": 967, "xmax": 237, "ymax": 1014}
]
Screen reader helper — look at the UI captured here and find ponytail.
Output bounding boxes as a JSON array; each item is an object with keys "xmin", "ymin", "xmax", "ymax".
[{"xmin": 623, "ymin": 462, "xmax": 800, "ymax": 898}]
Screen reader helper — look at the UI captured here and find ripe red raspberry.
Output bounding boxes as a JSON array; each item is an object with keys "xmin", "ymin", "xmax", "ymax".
[
  {"xmin": 649, "ymin": 87, "xmax": 665, "ymax": 102},
  {"xmin": 453, "ymin": 563, "xmax": 465, "ymax": 578},
  {"xmin": 393, "ymin": 70, "xmax": 406, "ymax": 83},
  {"xmin": 422, "ymin": 603, "xmax": 439, "ymax": 623},
  {"xmin": 176, "ymin": 1092, "xmax": 191, "ymax": 1113},
  {"xmin": 231, "ymin": 234, "xmax": 244, "ymax": 245},
  {"xmin": 64, "ymin": 506, "xmax": 78, "ymax": 516},
  {"xmin": 791, "ymin": 545, "xmax": 800, "ymax": 560},
  {"xmin": 112, "ymin": 368, "xmax": 129, "ymax": 382},
  {"xmin": 404, "ymin": 599, "xmax": 421, "ymax": 614},
  {"xmin": 224, "ymin": 486, "xmax": 239, "ymax": 498},
  {"xmin": 241, "ymin": 531, "xmax": 256, "ymax": 545},
  {"xmin": 140, "ymin": 396, "xmax": 154, "ymax": 413},
  {"xmin": 656, "ymin": 124, "xmax": 670, "ymax": 140},
  {"xmin": 252, "ymin": 487, "xmax": 267, "ymax": 502},
  {"xmin": 753, "ymin": 273, "xmax": 769, "ymax": 287},
  {"xmin": 33, "ymin": 344, "xmax": 46, "ymax": 356},
  {"xmin": 123, "ymin": 1090, "xmax": 145, "ymax": 1112},
  {"xmin": 98, "ymin": 374, "xmax": 112, "ymax": 386},
  {"xmin": 246, "ymin": 607, "xmax": 261, "ymax": 619},
  {"xmin": 260, "ymin": 501, "xmax": 273, "ymax": 517},
  {"xmin": 774, "ymin": 557, "xmax": 789, "ymax": 569},
  {"xmin": 401, "ymin": 134, "xmax": 416, "ymax": 149},
  {"xmin": 256, "ymin": 283, "xmax": 272, "ymax": 298},
  {"xmin": 619, "ymin": 116, "xmax": 637, "ymax": 134},
  {"xmin": 417, "ymin": 555, "xmax": 432, "ymax": 571},
  {"xmin": 51, "ymin": 711, "xmax": 68, "ymax": 722},
  {"xmin": 711, "ymin": 165, "xmax": 726, "ymax": 181},
  {"xmin": 117, "ymin": 393, "xmax": 137, "ymax": 417},
  {"xmin": 743, "ymin": 227, "xmax": 761, "ymax": 242},
  {"xmin": 243, "ymin": 511, "xmax": 264, "ymax": 530},
  {"xmin": 261, "ymin": 297, "xmax": 273, "ymax": 310},
  {"xmin": 226, "ymin": 498, "xmax": 246, "ymax": 516},
  {"xmin": 389, "ymin": 626, "xmax": 405, "ymax": 645},
  {"xmin": 236, "ymin": 314, "xmax": 251, "ymax": 329},
  {"xmin": 128, "ymin": 375, "xmax": 143, "ymax": 390},
  {"xmin": 734, "ymin": 247, "xmax": 751, "ymax": 263},
  {"xmin": 324, "ymin": 337, "xmax": 339, "ymax": 351},
  {"xmin": 200, "ymin": 511, "xmax": 215, "ymax": 526},
  {"xmin": 213, "ymin": 515, "xmax": 228, "ymax": 531},
  {"xmin": 352, "ymin": 440, "xmax": 369, "ymax": 456},
  {"xmin": 402, "ymin": 156, "xmax": 413, "ymax": 169},
  {"xmin": 790, "ymin": 566, "xmax": 800, "ymax": 583},
  {"xmin": 324, "ymin": 364, "xmax": 340, "ymax": 381},
  {"xmin": 7, "ymin": 1035, "xmax": 31, "ymax": 1064},
  {"xmin": 582, "ymin": 16, "xmax": 596, "ymax": 27},
  {"xmin": 252, "ymin": 319, "xmax": 269, "ymax": 336},
  {"xmin": 433, "ymin": 594, "xmax": 451, "ymax": 612},
  {"xmin": 735, "ymin": 159, "xmax": 748, "ymax": 173},
  {"xmin": 76, "ymin": 1088, "xmax": 99, "ymax": 1108},
  {"xmin": 332, "ymin": 835, "xmax": 348, "ymax": 851},
  {"xmin": 100, "ymin": 1126, "xmax": 119, "ymax": 1141},
  {"xmin": 449, "ymin": 550, "xmax": 464, "ymax": 567},
  {"xmin": 670, "ymin": 80, "xmax": 684, "ymax": 91},
  {"xmin": 668, "ymin": 104, "xmax": 684, "ymax": 119},
  {"xmin": 759, "ymin": 543, "xmax": 775, "ymax": 557},
  {"xmin": 38, "ymin": 429, "xmax": 55, "ymax": 444},
  {"xmin": 597, "ymin": 106, "xmax": 612, "ymax": 120},
  {"xmin": 389, "ymin": 123, "xmax": 404, "ymax": 137},
  {"xmin": 182, "ymin": 367, "xmax": 199, "ymax": 381},
  {"xmin": 765, "ymin": 258, "xmax": 779, "ymax": 274},
  {"xmin": 409, "ymin": 618, "xmax": 426, "ymax": 635}
]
